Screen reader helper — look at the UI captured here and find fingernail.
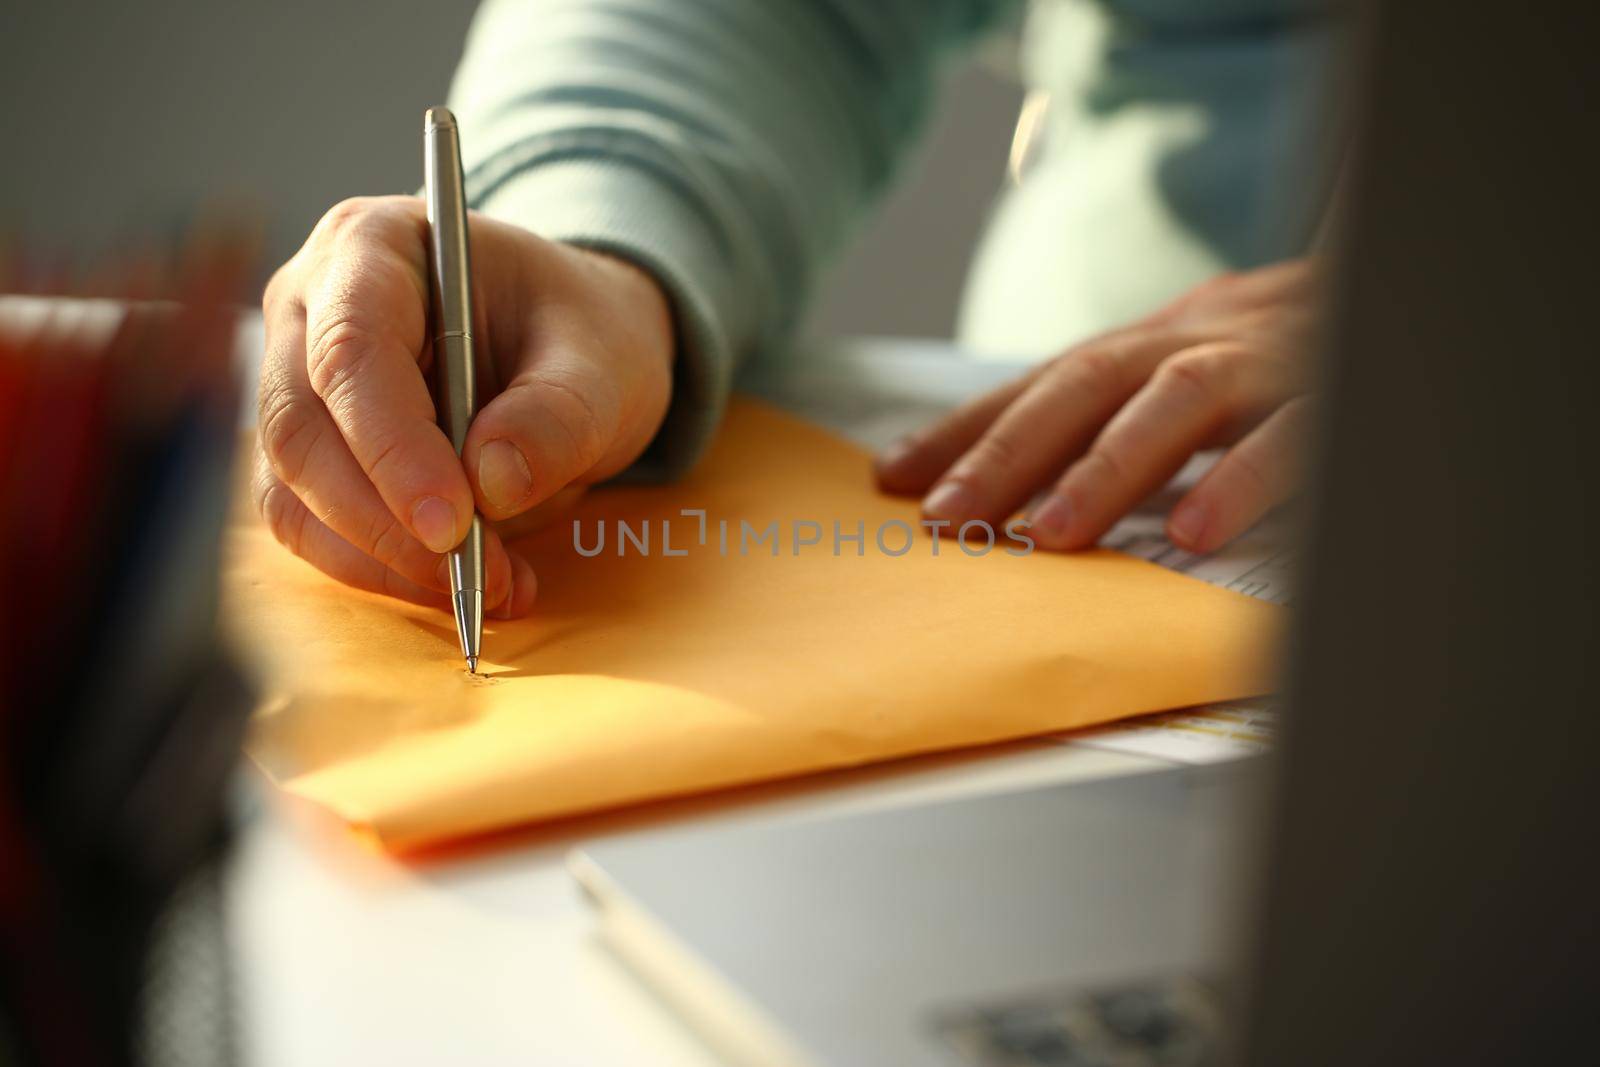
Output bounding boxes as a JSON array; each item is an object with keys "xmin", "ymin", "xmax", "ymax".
[
  {"xmin": 1168, "ymin": 500, "xmax": 1208, "ymax": 549},
  {"xmin": 435, "ymin": 555, "xmax": 453, "ymax": 590},
  {"xmin": 875, "ymin": 436, "xmax": 916, "ymax": 474},
  {"xmin": 1029, "ymin": 496, "xmax": 1073, "ymax": 545},
  {"xmin": 478, "ymin": 439, "xmax": 534, "ymax": 514},
  {"xmin": 922, "ymin": 482, "xmax": 974, "ymax": 521},
  {"xmin": 411, "ymin": 495, "xmax": 460, "ymax": 554}
]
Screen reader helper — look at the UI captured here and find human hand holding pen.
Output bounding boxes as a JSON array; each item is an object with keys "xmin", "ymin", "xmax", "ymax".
[{"xmin": 252, "ymin": 195, "xmax": 674, "ymax": 616}]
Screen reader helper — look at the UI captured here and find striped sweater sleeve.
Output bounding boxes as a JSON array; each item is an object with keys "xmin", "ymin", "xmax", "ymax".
[{"xmin": 446, "ymin": 0, "xmax": 1016, "ymax": 479}]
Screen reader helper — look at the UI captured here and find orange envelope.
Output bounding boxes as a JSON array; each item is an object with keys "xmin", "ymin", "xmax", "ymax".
[{"xmin": 226, "ymin": 399, "xmax": 1278, "ymax": 850}]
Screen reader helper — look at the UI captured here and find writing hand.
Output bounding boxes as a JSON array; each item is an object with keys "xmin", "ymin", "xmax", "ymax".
[{"xmin": 253, "ymin": 196, "xmax": 673, "ymax": 615}]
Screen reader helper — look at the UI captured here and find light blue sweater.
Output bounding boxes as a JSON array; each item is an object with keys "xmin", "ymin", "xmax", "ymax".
[{"xmin": 449, "ymin": 0, "xmax": 1340, "ymax": 478}]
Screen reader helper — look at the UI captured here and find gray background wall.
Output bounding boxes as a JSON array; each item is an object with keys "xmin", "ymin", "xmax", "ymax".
[{"xmin": 1, "ymin": 1, "xmax": 1022, "ymax": 340}]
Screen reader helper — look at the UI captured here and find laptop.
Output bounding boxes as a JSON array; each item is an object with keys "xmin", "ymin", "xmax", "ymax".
[{"xmin": 571, "ymin": 762, "xmax": 1261, "ymax": 1067}]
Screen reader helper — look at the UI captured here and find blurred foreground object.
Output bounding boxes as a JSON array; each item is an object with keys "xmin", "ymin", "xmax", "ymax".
[
  {"xmin": 1245, "ymin": 2, "xmax": 1599, "ymax": 1063},
  {"xmin": 0, "ymin": 235, "xmax": 255, "ymax": 1066}
]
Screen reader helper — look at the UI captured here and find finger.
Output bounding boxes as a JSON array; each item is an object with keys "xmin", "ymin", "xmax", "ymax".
[
  {"xmin": 920, "ymin": 329, "xmax": 1205, "ymax": 525},
  {"xmin": 464, "ymin": 524, "xmax": 532, "ymax": 616},
  {"xmin": 257, "ymin": 300, "xmax": 519, "ymax": 608},
  {"xmin": 1029, "ymin": 342, "xmax": 1298, "ymax": 550},
  {"xmin": 489, "ymin": 485, "xmax": 589, "ymax": 544},
  {"xmin": 251, "ymin": 453, "xmax": 448, "ymax": 610},
  {"xmin": 252, "ymin": 450, "xmax": 539, "ymax": 618},
  {"xmin": 490, "ymin": 551, "xmax": 540, "ymax": 620},
  {"xmin": 463, "ymin": 345, "xmax": 626, "ymax": 521},
  {"xmin": 299, "ymin": 197, "xmax": 475, "ymax": 554},
  {"xmin": 1166, "ymin": 396, "xmax": 1310, "ymax": 554},
  {"xmin": 873, "ymin": 371, "xmax": 1036, "ymax": 496},
  {"xmin": 1153, "ymin": 259, "xmax": 1320, "ymax": 326}
]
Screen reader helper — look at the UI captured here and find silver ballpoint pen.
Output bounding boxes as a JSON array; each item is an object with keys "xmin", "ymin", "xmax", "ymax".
[{"xmin": 423, "ymin": 107, "xmax": 484, "ymax": 673}]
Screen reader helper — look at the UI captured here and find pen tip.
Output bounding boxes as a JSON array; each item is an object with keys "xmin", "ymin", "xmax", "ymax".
[{"xmin": 466, "ymin": 655, "xmax": 478, "ymax": 675}]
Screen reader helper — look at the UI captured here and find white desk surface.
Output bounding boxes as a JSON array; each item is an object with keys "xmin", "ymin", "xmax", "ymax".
[{"xmin": 224, "ymin": 324, "xmax": 1254, "ymax": 1067}]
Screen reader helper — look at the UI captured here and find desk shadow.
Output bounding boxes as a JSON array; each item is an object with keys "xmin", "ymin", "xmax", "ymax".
[
  {"xmin": 404, "ymin": 613, "xmax": 462, "ymax": 648},
  {"xmin": 402, "ymin": 613, "xmax": 553, "ymax": 680},
  {"xmin": 468, "ymin": 620, "xmax": 625, "ymax": 680},
  {"xmin": 398, "ymin": 733, "xmax": 1059, "ymax": 880}
]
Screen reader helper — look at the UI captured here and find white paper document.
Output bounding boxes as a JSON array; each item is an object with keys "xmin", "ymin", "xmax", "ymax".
[{"xmin": 1071, "ymin": 475, "xmax": 1290, "ymax": 763}]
